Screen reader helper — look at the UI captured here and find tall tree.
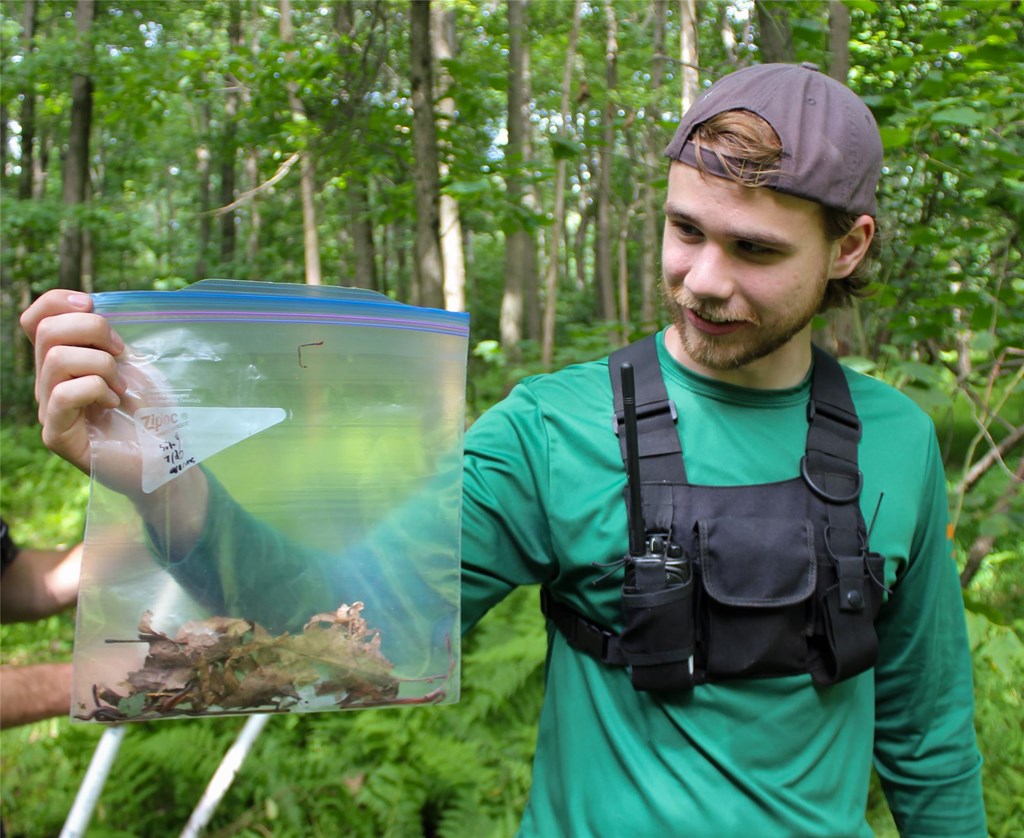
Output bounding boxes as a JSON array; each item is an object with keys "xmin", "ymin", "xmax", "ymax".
[
  {"xmin": 58, "ymin": 0, "xmax": 95, "ymax": 291},
  {"xmin": 11, "ymin": 0, "xmax": 39, "ymax": 377},
  {"xmin": 219, "ymin": 0, "xmax": 243, "ymax": 272},
  {"xmin": 679, "ymin": 0, "xmax": 700, "ymax": 111},
  {"xmin": 540, "ymin": 0, "xmax": 583, "ymax": 367},
  {"xmin": 755, "ymin": 0, "xmax": 795, "ymax": 64},
  {"xmin": 641, "ymin": 0, "xmax": 667, "ymax": 330},
  {"xmin": 594, "ymin": 0, "xmax": 618, "ymax": 325},
  {"xmin": 195, "ymin": 101, "xmax": 212, "ymax": 280},
  {"xmin": 432, "ymin": 1, "xmax": 466, "ymax": 312},
  {"xmin": 410, "ymin": 0, "xmax": 444, "ymax": 308},
  {"xmin": 335, "ymin": 1, "xmax": 378, "ymax": 291},
  {"xmin": 279, "ymin": 0, "xmax": 322, "ymax": 285},
  {"xmin": 828, "ymin": 0, "xmax": 851, "ymax": 83},
  {"xmin": 500, "ymin": 0, "xmax": 538, "ymax": 357},
  {"xmin": 819, "ymin": 0, "xmax": 857, "ymax": 356}
]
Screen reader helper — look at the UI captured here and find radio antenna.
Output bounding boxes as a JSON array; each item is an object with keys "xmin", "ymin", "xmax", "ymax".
[{"xmin": 620, "ymin": 363, "xmax": 646, "ymax": 558}]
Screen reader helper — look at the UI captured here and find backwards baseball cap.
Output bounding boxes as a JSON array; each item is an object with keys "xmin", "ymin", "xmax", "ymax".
[{"xmin": 664, "ymin": 62, "xmax": 883, "ymax": 216}]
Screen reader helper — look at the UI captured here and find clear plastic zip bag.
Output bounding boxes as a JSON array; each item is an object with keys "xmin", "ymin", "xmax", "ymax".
[{"xmin": 73, "ymin": 281, "xmax": 468, "ymax": 722}]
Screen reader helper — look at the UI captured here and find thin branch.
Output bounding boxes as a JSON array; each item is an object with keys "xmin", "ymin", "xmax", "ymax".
[
  {"xmin": 960, "ymin": 454, "xmax": 1024, "ymax": 589},
  {"xmin": 204, "ymin": 152, "xmax": 300, "ymax": 216},
  {"xmin": 957, "ymin": 424, "xmax": 1024, "ymax": 496}
]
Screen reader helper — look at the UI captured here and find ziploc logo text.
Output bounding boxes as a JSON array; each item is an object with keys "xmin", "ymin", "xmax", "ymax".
[{"xmin": 140, "ymin": 410, "xmax": 189, "ymax": 437}]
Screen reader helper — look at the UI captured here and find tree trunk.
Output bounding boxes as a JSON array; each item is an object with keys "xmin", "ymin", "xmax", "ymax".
[
  {"xmin": 336, "ymin": 1, "xmax": 378, "ymax": 291},
  {"xmin": 500, "ymin": 0, "xmax": 537, "ymax": 358},
  {"xmin": 349, "ymin": 176, "xmax": 378, "ymax": 290},
  {"xmin": 220, "ymin": 0, "xmax": 242, "ymax": 272},
  {"xmin": 242, "ymin": 8, "xmax": 261, "ymax": 274},
  {"xmin": 410, "ymin": 0, "xmax": 444, "ymax": 309},
  {"xmin": 755, "ymin": 0, "xmax": 795, "ymax": 64},
  {"xmin": 641, "ymin": 0, "xmax": 667, "ymax": 330},
  {"xmin": 432, "ymin": 2, "xmax": 466, "ymax": 312},
  {"xmin": 58, "ymin": 0, "xmax": 95, "ymax": 292},
  {"xmin": 828, "ymin": 0, "xmax": 851, "ymax": 83},
  {"xmin": 680, "ymin": 0, "xmax": 700, "ymax": 111},
  {"xmin": 11, "ymin": 0, "xmax": 39, "ymax": 378},
  {"xmin": 279, "ymin": 0, "xmax": 322, "ymax": 285},
  {"xmin": 195, "ymin": 102, "xmax": 212, "ymax": 280},
  {"xmin": 541, "ymin": 0, "xmax": 583, "ymax": 368},
  {"xmin": 818, "ymin": 0, "xmax": 856, "ymax": 356},
  {"xmin": 17, "ymin": 0, "xmax": 37, "ymax": 204},
  {"xmin": 718, "ymin": 0, "xmax": 737, "ymax": 63},
  {"xmin": 594, "ymin": 0, "xmax": 618, "ymax": 324}
]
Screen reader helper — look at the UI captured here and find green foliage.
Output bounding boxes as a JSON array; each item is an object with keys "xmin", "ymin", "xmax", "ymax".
[
  {"xmin": 967, "ymin": 614, "xmax": 1024, "ymax": 837},
  {"xmin": 1, "ymin": 1, "xmax": 1022, "ymax": 835},
  {"xmin": 0, "ymin": 588, "xmax": 544, "ymax": 837}
]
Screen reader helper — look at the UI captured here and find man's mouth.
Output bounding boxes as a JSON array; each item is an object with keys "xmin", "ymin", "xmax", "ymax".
[{"xmin": 686, "ymin": 308, "xmax": 748, "ymax": 336}]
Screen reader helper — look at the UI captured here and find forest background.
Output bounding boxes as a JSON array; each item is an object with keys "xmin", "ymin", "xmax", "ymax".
[{"xmin": 0, "ymin": 0, "xmax": 1021, "ymax": 835}]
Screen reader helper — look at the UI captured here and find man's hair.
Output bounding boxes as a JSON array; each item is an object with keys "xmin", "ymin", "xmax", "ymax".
[{"xmin": 689, "ymin": 110, "xmax": 880, "ymax": 312}]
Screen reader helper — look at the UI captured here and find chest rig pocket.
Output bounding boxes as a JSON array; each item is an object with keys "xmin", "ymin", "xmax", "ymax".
[{"xmin": 540, "ymin": 336, "xmax": 888, "ymax": 692}]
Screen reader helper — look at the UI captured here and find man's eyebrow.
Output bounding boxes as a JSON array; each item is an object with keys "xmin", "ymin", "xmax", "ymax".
[{"xmin": 662, "ymin": 203, "xmax": 796, "ymax": 250}]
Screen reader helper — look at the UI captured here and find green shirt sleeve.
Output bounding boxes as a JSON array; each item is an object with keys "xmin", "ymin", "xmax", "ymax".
[
  {"xmin": 460, "ymin": 379, "xmax": 558, "ymax": 632},
  {"xmin": 872, "ymin": 431, "xmax": 986, "ymax": 836}
]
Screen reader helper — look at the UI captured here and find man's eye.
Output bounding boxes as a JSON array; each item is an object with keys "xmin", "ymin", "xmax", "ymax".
[
  {"xmin": 737, "ymin": 240, "xmax": 776, "ymax": 256},
  {"xmin": 672, "ymin": 221, "xmax": 702, "ymax": 237}
]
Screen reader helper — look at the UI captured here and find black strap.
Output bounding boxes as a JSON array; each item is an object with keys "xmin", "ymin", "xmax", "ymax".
[
  {"xmin": 609, "ymin": 335, "xmax": 685, "ymax": 485},
  {"xmin": 540, "ymin": 588, "xmax": 626, "ymax": 666},
  {"xmin": 805, "ymin": 347, "xmax": 877, "ymax": 683}
]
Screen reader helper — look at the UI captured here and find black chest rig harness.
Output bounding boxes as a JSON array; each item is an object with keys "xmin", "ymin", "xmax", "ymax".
[{"xmin": 541, "ymin": 336, "xmax": 889, "ymax": 691}]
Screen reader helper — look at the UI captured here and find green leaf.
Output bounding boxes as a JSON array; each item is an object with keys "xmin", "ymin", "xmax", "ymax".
[
  {"xmin": 840, "ymin": 355, "xmax": 877, "ymax": 374},
  {"xmin": 971, "ymin": 331, "xmax": 998, "ymax": 353},
  {"xmin": 879, "ymin": 126, "xmax": 912, "ymax": 150},
  {"xmin": 894, "ymin": 360, "xmax": 947, "ymax": 386},
  {"xmin": 550, "ymin": 136, "xmax": 582, "ymax": 161},
  {"xmin": 979, "ymin": 514, "xmax": 1011, "ymax": 539},
  {"xmin": 931, "ymin": 107, "xmax": 986, "ymax": 126},
  {"xmin": 117, "ymin": 691, "xmax": 149, "ymax": 718},
  {"xmin": 444, "ymin": 178, "xmax": 491, "ymax": 197},
  {"xmin": 902, "ymin": 384, "xmax": 954, "ymax": 414}
]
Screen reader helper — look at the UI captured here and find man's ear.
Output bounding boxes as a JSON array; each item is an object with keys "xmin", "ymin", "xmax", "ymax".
[{"xmin": 829, "ymin": 215, "xmax": 875, "ymax": 279}]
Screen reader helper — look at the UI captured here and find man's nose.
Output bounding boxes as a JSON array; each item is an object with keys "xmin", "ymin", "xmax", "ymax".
[{"xmin": 684, "ymin": 244, "xmax": 732, "ymax": 300}]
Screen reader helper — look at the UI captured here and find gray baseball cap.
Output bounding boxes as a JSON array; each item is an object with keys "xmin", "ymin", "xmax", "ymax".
[{"xmin": 664, "ymin": 62, "xmax": 883, "ymax": 216}]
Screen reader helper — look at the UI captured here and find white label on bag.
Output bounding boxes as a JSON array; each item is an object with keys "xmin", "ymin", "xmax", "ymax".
[{"xmin": 135, "ymin": 407, "xmax": 287, "ymax": 493}]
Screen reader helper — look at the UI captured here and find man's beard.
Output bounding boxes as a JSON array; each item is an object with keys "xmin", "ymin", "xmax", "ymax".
[{"xmin": 661, "ymin": 276, "xmax": 828, "ymax": 372}]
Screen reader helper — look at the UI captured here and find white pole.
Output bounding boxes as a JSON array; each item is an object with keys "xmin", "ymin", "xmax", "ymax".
[
  {"xmin": 60, "ymin": 725, "xmax": 127, "ymax": 838},
  {"xmin": 180, "ymin": 714, "xmax": 271, "ymax": 838}
]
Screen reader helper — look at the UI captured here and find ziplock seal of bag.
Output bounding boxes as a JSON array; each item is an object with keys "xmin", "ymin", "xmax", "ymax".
[{"xmin": 73, "ymin": 281, "xmax": 469, "ymax": 723}]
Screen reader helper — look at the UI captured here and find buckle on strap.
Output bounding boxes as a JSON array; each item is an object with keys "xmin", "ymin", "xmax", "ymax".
[
  {"xmin": 801, "ymin": 455, "xmax": 863, "ymax": 504},
  {"xmin": 540, "ymin": 588, "xmax": 621, "ymax": 664},
  {"xmin": 612, "ymin": 398, "xmax": 677, "ymax": 435},
  {"xmin": 807, "ymin": 398, "xmax": 861, "ymax": 434}
]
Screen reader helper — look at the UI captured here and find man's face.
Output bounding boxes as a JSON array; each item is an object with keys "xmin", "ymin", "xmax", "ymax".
[{"xmin": 661, "ymin": 162, "xmax": 840, "ymax": 388}]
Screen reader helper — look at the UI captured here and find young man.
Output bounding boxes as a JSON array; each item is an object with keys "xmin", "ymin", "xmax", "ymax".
[{"xmin": 23, "ymin": 63, "xmax": 985, "ymax": 835}]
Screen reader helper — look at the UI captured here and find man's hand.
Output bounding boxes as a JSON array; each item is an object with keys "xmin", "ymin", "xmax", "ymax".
[
  {"xmin": 21, "ymin": 289, "xmax": 209, "ymax": 557},
  {"xmin": 21, "ymin": 289, "xmax": 127, "ymax": 477}
]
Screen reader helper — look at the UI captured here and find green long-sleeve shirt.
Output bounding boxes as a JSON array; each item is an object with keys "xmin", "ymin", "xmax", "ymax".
[{"xmin": 458, "ymin": 330, "xmax": 984, "ymax": 837}]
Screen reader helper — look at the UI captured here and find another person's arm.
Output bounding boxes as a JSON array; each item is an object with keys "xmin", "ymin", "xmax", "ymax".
[
  {"xmin": 1, "ymin": 543, "xmax": 82, "ymax": 624},
  {"xmin": 0, "ymin": 663, "xmax": 73, "ymax": 729}
]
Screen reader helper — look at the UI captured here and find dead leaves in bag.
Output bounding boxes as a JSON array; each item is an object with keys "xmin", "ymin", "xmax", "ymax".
[{"xmin": 82, "ymin": 602, "xmax": 404, "ymax": 721}]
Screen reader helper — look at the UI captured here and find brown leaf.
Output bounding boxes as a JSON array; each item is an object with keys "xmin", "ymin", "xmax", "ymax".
[{"xmin": 81, "ymin": 602, "xmax": 403, "ymax": 721}]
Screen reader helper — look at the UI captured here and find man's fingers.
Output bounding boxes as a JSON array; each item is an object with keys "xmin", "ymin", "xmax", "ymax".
[
  {"xmin": 36, "ymin": 345, "xmax": 126, "ymax": 414},
  {"xmin": 32, "ymin": 310, "xmax": 125, "ymax": 369},
  {"xmin": 20, "ymin": 289, "xmax": 94, "ymax": 343},
  {"xmin": 39, "ymin": 374, "xmax": 121, "ymax": 472}
]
